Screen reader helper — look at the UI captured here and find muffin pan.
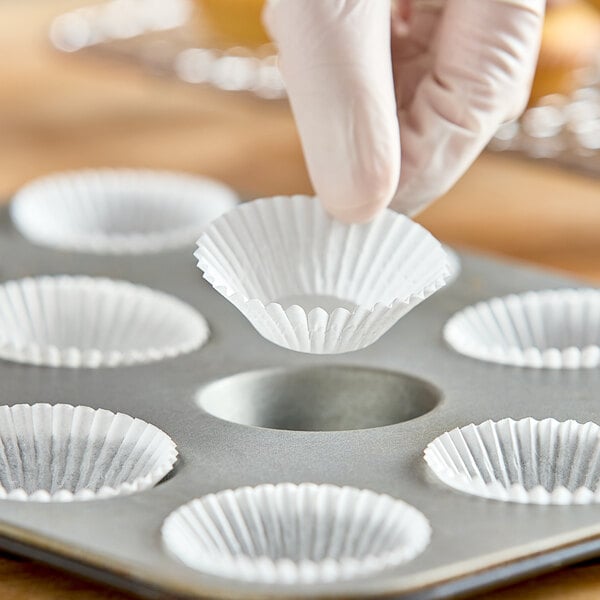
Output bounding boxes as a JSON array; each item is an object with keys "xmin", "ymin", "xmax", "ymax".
[{"xmin": 1, "ymin": 205, "xmax": 600, "ymax": 599}]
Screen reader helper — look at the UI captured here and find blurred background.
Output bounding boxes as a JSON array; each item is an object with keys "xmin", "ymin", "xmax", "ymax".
[
  {"xmin": 2, "ymin": 2, "xmax": 600, "ymax": 599},
  {"xmin": 1, "ymin": 0, "xmax": 600, "ymax": 282}
]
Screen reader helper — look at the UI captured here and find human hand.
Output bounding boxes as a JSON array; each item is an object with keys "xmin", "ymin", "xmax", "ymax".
[{"xmin": 263, "ymin": 0, "xmax": 545, "ymax": 223}]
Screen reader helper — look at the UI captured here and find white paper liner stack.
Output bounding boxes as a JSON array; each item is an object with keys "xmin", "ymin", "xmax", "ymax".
[
  {"xmin": 0, "ymin": 404, "xmax": 177, "ymax": 501},
  {"xmin": 195, "ymin": 196, "xmax": 449, "ymax": 354},
  {"xmin": 444, "ymin": 288, "xmax": 600, "ymax": 369},
  {"xmin": 0, "ymin": 275, "xmax": 209, "ymax": 368},
  {"xmin": 11, "ymin": 169, "xmax": 239, "ymax": 254},
  {"xmin": 425, "ymin": 417, "xmax": 600, "ymax": 505},
  {"xmin": 162, "ymin": 483, "xmax": 431, "ymax": 584}
]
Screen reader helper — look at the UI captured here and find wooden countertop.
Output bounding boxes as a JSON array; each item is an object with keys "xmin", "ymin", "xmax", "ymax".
[{"xmin": 2, "ymin": 1, "xmax": 600, "ymax": 599}]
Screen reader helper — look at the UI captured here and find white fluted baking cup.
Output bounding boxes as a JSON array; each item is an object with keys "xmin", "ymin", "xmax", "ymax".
[
  {"xmin": 194, "ymin": 195, "xmax": 449, "ymax": 354},
  {"xmin": 162, "ymin": 483, "xmax": 431, "ymax": 584},
  {"xmin": 0, "ymin": 275, "xmax": 209, "ymax": 368},
  {"xmin": 425, "ymin": 417, "xmax": 600, "ymax": 505},
  {"xmin": 10, "ymin": 169, "xmax": 239, "ymax": 254},
  {"xmin": 0, "ymin": 403, "xmax": 177, "ymax": 501},
  {"xmin": 444, "ymin": 288, "xmax": 600, "ymax": 369}
]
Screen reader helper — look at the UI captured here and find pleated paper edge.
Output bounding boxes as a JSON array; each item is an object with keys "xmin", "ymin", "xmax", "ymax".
[
  {"xmin": 441, "ymin": 245, "xmax": 461, "ymax": 285},
  {"xmin": 10, "ymin": 168, "xmax": 239, "ymax": 255},
  {"xmin": 0, "ymin": 403, "xmax": 178, "ymax": 502},
  {"xmin": 195, "ymin": 267, "xmax": 448, "ymax": 354},
  {"xmin": 199, "ymin": 267, "xmax": 450, "ymax": 317},
  {"xmin": 195, "ymin": 236, "xmax": 450, "ymax": 315},
  {"xmin": 443, "ymin": 289, "xmax": 600, "ymax": 370},
  {"xmin": 424, "ymin": 417, "xmax": 600, "ymax": 505},
  {"xmin": 193, "ymin": 196, "xmax": 450, "ymax": 352},
  {"xmin": 13, "ymin": 227, "xmax": 219, "ymax": 256},
  {"xmin": 162, "ymin": 483, "xmax": 431, "ymax": 584},
  {"xmin": 0, "ymin": 275, "xmax": 210, "ymax": 368}
]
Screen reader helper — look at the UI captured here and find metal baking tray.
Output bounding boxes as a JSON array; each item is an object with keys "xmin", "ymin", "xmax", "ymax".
[{"xmin": 1, "ymin": 205, "xmax": 600, "ymax": 600}]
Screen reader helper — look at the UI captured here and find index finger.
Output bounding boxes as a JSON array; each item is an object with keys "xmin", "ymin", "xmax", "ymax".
[{"xmin": 264, "ymin": 0, "xmax": 400, "ymax": 223}]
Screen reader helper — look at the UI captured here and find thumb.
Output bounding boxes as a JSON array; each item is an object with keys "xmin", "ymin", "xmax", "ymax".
[
  {"xmin": 392, "ymin": 0, "xmax": 544, "ymax": 215},
  {"xmin": 264, "ymin": 0, "xmax": 400, "ymax": 223}
]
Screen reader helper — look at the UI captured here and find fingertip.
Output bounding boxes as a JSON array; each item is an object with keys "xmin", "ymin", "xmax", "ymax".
[
  {"xmin": 325, "ymin": 201, "xmax": 387, "ymax": 224},
  {"xmin": 322, "ymin": 183, "xmax": 395, "ymax": 224},
  {"xmin": 317, "ymin": 148, "xmax": 399, "ymax": 224},
  {"xmin": 265, "ymin": 0, "xmax": 400, "ymax": 224},
  {"xmin": 260, "ymin": 0, "xmax": 280, "ymax": 38}
]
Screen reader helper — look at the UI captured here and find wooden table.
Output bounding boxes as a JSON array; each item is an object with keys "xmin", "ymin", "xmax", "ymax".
[{"xmin": 2, "ymin": 1, "xmax": 600, "ymax": 598}]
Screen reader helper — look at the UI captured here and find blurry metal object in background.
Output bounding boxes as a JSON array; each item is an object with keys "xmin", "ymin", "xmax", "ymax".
[
  {"xmin": 49, "ymin": 0, "xmax": 285, "ymax": 99},
  {"xmin": 489, "ymin": 0, "xmax": 600, "ymax": 177},
  {"xmin": 489, "ymin": 83, "xmax": 600, "ymax": 176},
  {"xmin": 489, "ymin": 82, "xmax": 600, "ymax": 176},
  {"xmin": 49, "ymin": 0, "xmax": 192, "ymax": 51},
  {"xmin": 50, "ymin": 0, "xmax": 600, "ymax": 170}
]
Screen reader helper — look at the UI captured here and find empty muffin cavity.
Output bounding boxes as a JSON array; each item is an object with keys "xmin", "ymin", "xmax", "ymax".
[{"xmin": 197, "ymin": 365, "xmax": 440, "ymax": 431}]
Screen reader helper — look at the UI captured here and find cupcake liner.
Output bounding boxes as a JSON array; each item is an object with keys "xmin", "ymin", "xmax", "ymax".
[
  {"xmin": 441, "ymin": 245, "xmax": 461, "ymax": 285},
  {"xmin": 425, "ymin": 417, "xmax": 600, "ymax": 505},
  {"xmin": 444, "ymin": 288, "xmax": 600, "ymax": 369},
  {"xmin": 10, "ymin": 169, "xmax": 239, "ymax": 254},
  {"xmin": 0, "ymin": 276, "xmax": 209, "ymax": 368},
  {"xmin": 0, "ymin": 404, "xmax": 177, "ymax": 501},
  {"xmin": 161, "ymin": 483, "xmax": 431, "ymax": 584},
  {"xmin": 194, "ymin": 195, "xmax": 449, "ymax": 354}
]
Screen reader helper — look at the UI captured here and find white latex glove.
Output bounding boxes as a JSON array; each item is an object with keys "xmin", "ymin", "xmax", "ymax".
[{"xmin": 263, "ymin": 0, "xmax": 545, "ymax": 222}]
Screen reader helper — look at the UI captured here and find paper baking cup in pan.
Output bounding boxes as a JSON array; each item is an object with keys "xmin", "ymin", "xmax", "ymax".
[
  {"xmin": 162, "ymin": 483, "xmax": 431, "ymax": 584},
  {"xmin": 195, "ymin": 195, "xmax": 449, "ymax": 354},
  {"xmin": 0, "ymin": 403, "xmax": 177, "ymax": 501},
  {"xmin": 0, "ymin": 275, "xmax": 209, "ymax": 368},
  {"xmin": 444, "ymin": 288, "xmax": 600, "ymax": 369},
  {"xmin": 425, "ymin": 417, "xmax": 600, "ymax": 505},
  {"xmin": 10, "ymin": 169, "xmax": 239, "ymax": 254}
]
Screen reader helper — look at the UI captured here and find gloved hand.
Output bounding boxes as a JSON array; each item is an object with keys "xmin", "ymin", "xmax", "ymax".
[{"xmin": 263, "ymin": 0, "xmax": 545, "ymax": 223}]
